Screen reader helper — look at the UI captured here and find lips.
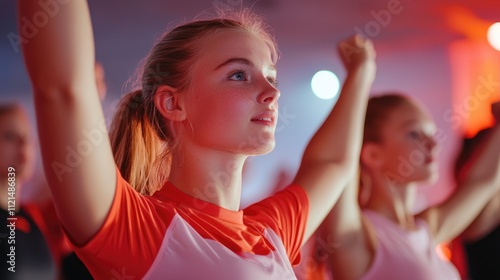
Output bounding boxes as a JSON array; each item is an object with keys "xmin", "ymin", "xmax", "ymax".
[
  {"xmin": 424, "ymin": 155, "xmax": 436, "ymax": 165},
  {"xmin": 251, "ymin": 111, "xmax": 277, "ymax": 126}
]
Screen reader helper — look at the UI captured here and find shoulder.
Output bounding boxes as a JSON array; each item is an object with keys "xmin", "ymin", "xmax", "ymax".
[
  {"xmin": 243, "ymin": 184, "xmax": 308, "ymax": 227},
  {"xmin": 244, "ymin": 184, "xmax": 309, "ymax": 265}
]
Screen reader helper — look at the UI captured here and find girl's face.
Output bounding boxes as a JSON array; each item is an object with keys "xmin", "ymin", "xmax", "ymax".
[
  {"xmin": 181, "ymin": 28, "xmax": 279, "ymax": 155},
  {"xmin": 0, "ymin": 109, "xmax": 35, "ymax": 183},
  {"xmin": 376, "ymin": 102, "xmax": 438, "ymax": 184}
]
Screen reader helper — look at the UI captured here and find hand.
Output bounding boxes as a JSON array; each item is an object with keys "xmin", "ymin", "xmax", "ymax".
[
  {"xmin": 492, "ymin": 101, "xmax": 500, "ymax": 123},
  {"xmin": 337, "ymin": 34, "xmax": 376, "ymax": 71}
]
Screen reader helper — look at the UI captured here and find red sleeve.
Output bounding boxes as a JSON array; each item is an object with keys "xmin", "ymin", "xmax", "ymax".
[
  {"xmin": 23, "ymin": 203, "xmax": 61, "ymax": 267},
  {"xmin": 71, "ymin": 168, "xmax": 174, "ymax": 279},
  {"xmin": 244, "ymin": 185, "xmax": 309, "ymax": 266}
]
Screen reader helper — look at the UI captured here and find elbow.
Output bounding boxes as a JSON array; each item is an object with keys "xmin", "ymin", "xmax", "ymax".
[
  {"xmin": 33, "ymin": 84, "xmax": 88, "ymax": 105},
  {"xmin": 334, "ymin": 147, "xmax": 361, "ymax": 177},
  {"xmin": 334, "ymin": 154, "xmax": 360, "ymax": 179},
  {"xmin": 324, "ymin": 156, "xmax": 360, "ymax": 181}
]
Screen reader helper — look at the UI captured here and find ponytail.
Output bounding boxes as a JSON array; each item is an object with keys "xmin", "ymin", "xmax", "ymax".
[{"xmin": 109, "ymin": 90, "xmax": 170, "ymax": 195}]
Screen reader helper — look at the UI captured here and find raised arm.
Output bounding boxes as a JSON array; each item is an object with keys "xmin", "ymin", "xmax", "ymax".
[
  {"xmin": 418, "ymin": 102, "xmax": 500, "ymax": 244},
  {"xmin": 461, "ymin": 189, "xmax": 500, "ymax": 242},
  {"xmin": 19, "ymin": 0, "xmax": 116, "ymax": 244},
  {"xmin": 293, "ymin": 35, "xmax": 376, "ymax": 242}
]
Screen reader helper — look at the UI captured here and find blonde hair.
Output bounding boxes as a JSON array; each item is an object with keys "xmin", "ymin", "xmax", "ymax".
[{"xmin": 109, "ymin": 10, "xmax": 278, "ymax": 195}]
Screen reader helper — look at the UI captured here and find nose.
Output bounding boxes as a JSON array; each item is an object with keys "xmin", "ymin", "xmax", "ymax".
[
  {"xmin": 422, "ymin": 134, "xmax": 438, "ymax": 153},
  {"xmin": 17, "ymin": 136, "xmax": 33, "ymax": 166},
  {"xmin": 258, "ymin": 79, "xmax": 280, "ymax": 106}
]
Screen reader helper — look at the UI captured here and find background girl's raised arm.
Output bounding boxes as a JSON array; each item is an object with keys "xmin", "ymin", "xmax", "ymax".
[
  {"xmin": 419, "ymin": 102, "xmax": 500, "ymax": 244},
  {"xmin": 293, "ymin": 35, "xmax": 376, "ymax": 242},
  {"xmin": 19, "ymin": 0, "xmax": 116, "ymax": 244},
  {"xmin": 460, "ymin": 190, "xmax": 500, "ymax": 242}
]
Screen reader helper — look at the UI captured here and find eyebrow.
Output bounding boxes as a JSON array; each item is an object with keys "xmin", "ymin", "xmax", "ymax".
[
  {"xmin": 399, "ymin": 119, "xmax": 436, "ymax": 133},
  {"xmin": 399, "ymin": 119, "xmax": 418, "ymax": 128},
  {"xmin": 214, "ymin": 58, "xmax": 277, "ymax": 72}
]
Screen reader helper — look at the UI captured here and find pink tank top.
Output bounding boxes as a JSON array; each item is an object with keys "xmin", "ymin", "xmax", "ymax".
[{"xmin": 362, "ymin": 210, "xmax": 460, "ymax": 280}]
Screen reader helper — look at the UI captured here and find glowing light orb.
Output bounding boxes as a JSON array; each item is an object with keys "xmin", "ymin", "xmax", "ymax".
[
  {"xmin": 311, "ymin": 70, "xmax": 340, "ymax": 100},
  {"xmin": 487, "ymin": 22, "xmax": 500, "ymax": 51}
]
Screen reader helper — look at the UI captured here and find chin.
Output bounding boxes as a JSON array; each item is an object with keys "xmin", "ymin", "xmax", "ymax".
[
  {"xmin": 242, "ymin": 141, "xmax": 275, "ymax": 156},
  {"xmin": 14, "ymin": 167, "xmax": 34, "ymax": 184},
  {"xmin": 237, "ymin": 132, "xmax": 276, "ymax": 155},
  {"xmin": 414, "ymin": 168, "xmax": 438, "ymax": 184},
  {"xmin": 424, "ymin": 173, "xmax": 438, "ymax": 184},
  {"xmin": 252, "ymin": 143, "xmax": 276, "ymax": 156}
]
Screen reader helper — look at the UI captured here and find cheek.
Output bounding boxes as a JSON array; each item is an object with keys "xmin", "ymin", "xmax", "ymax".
[
  {"xmin": 0, "ymin": 145, "xmax": 15, "ymax": 179},
  {"xmin": 24, "ymin": 144, "xmax": 36, "ymax": 164},
  {"xmin": 0, "ymin": 141, "xmax": 15, "ymax": 161},
  {"xmin": 390, "ymin": 146, "xmax": 436, "ymax": 181},
  {"xmin": 194, "ymin": 97, "xmax": 237, "ymax": 122},
  {"xmin": 381, "ymin": 143, "xmax": 413, "ymax": 172},
  {"xmin": 191, "ymin": 88, "xmax": 249, "ymax": 121}
]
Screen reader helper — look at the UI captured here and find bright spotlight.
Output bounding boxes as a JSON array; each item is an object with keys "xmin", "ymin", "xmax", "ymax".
[
  {"xmin": 487, "ymin": 22, "xmax": 500, "ymax": 51},
  {"xmin": 311, "ymin": 70, "xmax": 340, "ymax": 100}
]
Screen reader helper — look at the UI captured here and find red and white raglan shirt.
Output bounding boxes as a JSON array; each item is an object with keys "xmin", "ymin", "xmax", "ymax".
[{"xmin": 72, "ymin": 169, "xmax": 309, "ymax": 279}]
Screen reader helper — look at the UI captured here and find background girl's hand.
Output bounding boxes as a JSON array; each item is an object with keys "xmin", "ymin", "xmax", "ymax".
[{"xmin": 337, "ymin": 34, "xmax": 376, "ymax": 71}]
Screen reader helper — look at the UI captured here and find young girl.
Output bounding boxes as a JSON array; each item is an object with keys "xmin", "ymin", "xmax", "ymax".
[
  {"xmin": 310, "ymin": 95, "xmax": 500, "ymax": 279},
  {"xmin": 19, "ymin": 1, "xmax": 375, "ymax": 279}
]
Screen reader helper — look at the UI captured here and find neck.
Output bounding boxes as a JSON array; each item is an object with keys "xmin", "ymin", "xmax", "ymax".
[
  {"xmin": 0, "ymin": 178, "xmax": 22, "ymax": 212},
  {"xmin": 364, "ymin": 172, "xmax": 417, "ymax": 230},
  {"xmin": 168, "ymin": 146, "xmax": 247, "ymax": 211}
]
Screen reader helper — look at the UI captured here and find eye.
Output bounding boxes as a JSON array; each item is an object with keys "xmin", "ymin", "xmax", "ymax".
[
  {"xmin": 408, "ymin": 131, "xmax": 420, "ymax": 139},
  {"xmin": 229, "ymin": 70, "xmax": 247, "ymax": 81},
  {"xmin": 1, "ymin": 131, "xmax": 17, "ymax": 142},
  {"xmin": 267, "ymin": 77, "xmax": 278, "ymax": 87}
]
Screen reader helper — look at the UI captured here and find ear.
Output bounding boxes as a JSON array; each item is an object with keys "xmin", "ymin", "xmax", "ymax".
[
  {"xmin": 154, "ymin": 85, "xmax": 187, "ymax": 122},
  {"xmin": 360, "ymin": 142, "xmax": 384, "ymax": 169}
]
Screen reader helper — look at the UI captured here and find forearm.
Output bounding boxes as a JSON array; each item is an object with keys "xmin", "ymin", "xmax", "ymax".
[
  {"xmin": 298, "ymin": 60, "xmax": 375, "ymax": 240},
  {"xmin": 461, "ymin": 191, "xmax": 500, "ymax": 242},
  {"xmin": 302, "ymin": 61, "xmax": 375, "ymax": 172},
  {"xmin": 429, "ymin": 125, "xmax": 500, "ymax": 243},
  {"xmin": 465, "ymin": 124, "xmax": 500, "ymax": 186}
]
